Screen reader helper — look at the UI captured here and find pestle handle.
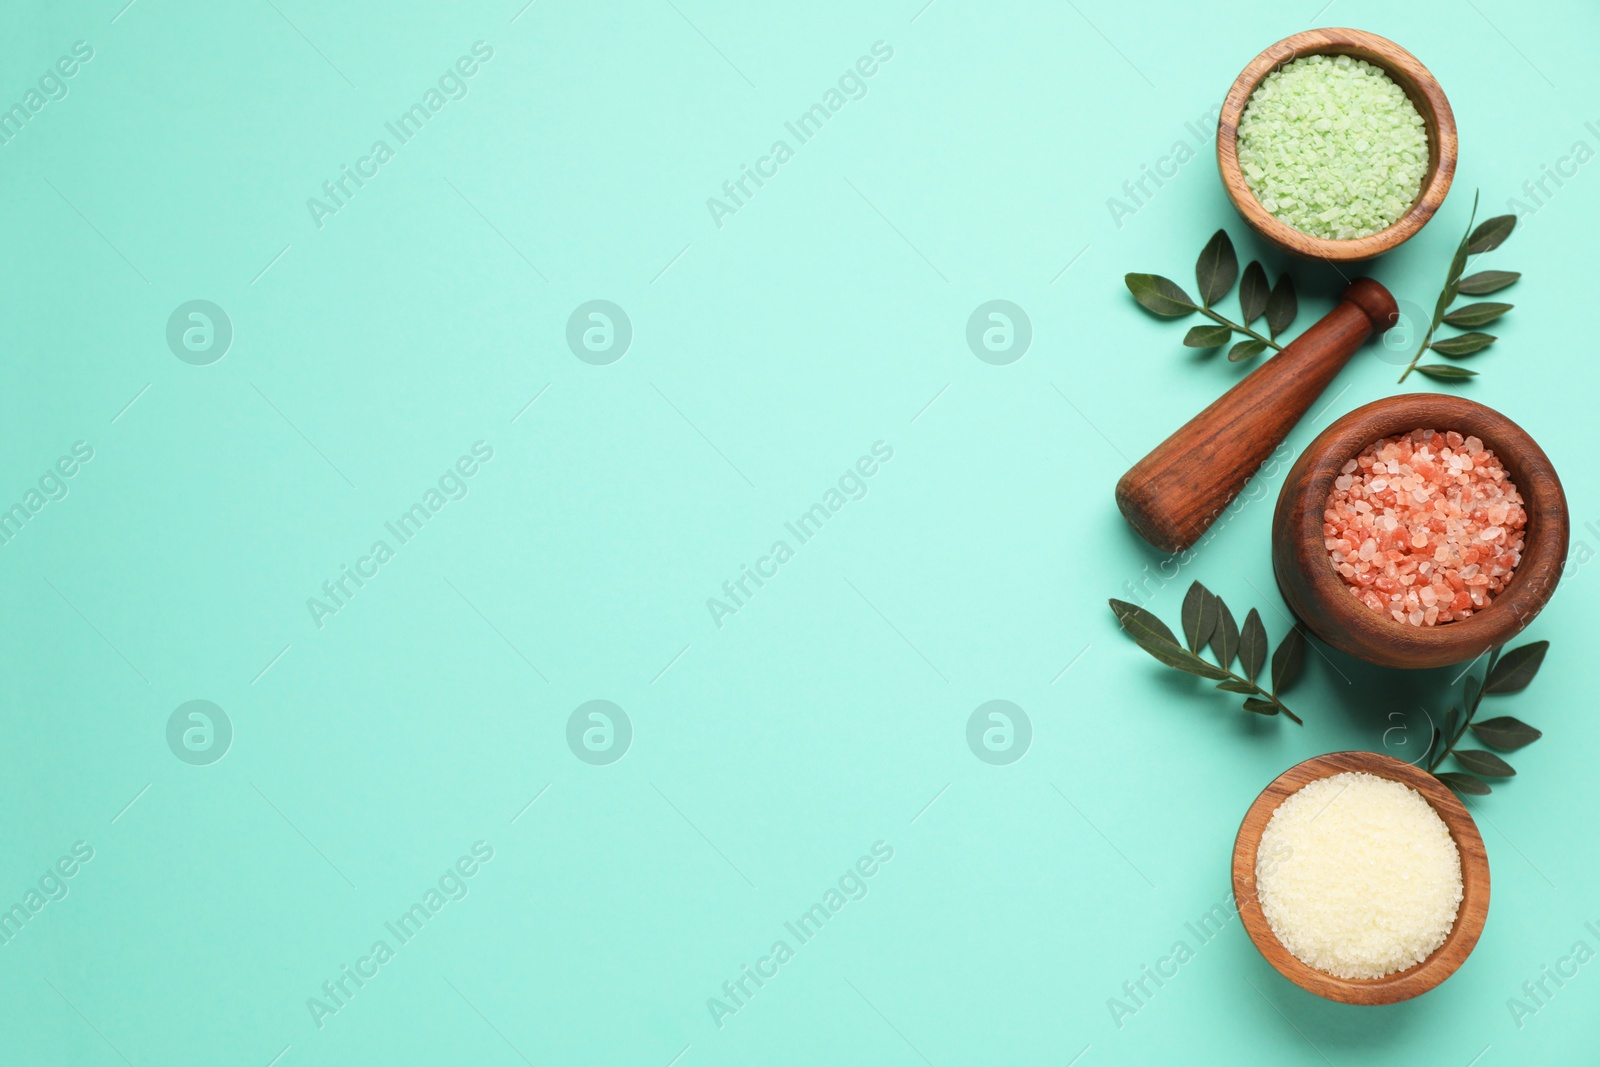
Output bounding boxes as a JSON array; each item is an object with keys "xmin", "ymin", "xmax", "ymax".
[{"xmin": 1116, "ymin": 278, "xmax": 1398, "ymax": 554}]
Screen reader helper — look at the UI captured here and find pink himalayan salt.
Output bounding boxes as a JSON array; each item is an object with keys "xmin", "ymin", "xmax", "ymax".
[{"xmin": 1323, "ymin": 429, "xmax": 1526, "ymax": 626}]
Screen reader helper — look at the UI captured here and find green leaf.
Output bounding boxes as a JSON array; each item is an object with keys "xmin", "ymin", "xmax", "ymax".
[
  {"xmin": 1196, "ymin": 228, "xmax": 1241, "ymax": 307},
  {"xmin": 1239, "ymin": 609, "xmax": 1268, "ymax": 684},
  {"xmin": 1443, "ymin": 302, "xmax": 1512, "ymax": 328},
  {"xmin": 1216, "ymin": 679, "xmax": 1257, "ymax": 694},
  {"xmin": 1457, "ymin": 270, "xmax": 1521, "ymax": 295},
  {"xmin": 1270, "ymin": 626, "xmax": 1306, "ymax": 696},
  {"xmin": 1485, "ymin": 641, "xmax": 1549, "ymax": 694},
  {"xmin": 1430, "ymin": 332, "xmax": 1497, "ymax": 356},
  {"xmin": 1464, "ymin": 675, "xmax": 1481, "ymax": 717},
  {"xmin": 1109, "ymin": 598, "xmax": 1181, "ymax": 649},
  {"xmin": 1239, "ymin": 261, "xmax": 1270, "ymax": 326},
  {"xmin": 1183, "ymin": 324, "xmax": 1233, "ymax": 349},
  {"xmin": 1210, "ymin": 600, "xmax": 1240, "ymax": 671},
  {"xmin": 1241, "ymin": 697, "xmax": 1279, "ymax": 715},
  {"xmin": 1470, "ymin": 716, "xmax": 1543, "ymax": 751},
  {"xmin": 1454, "ymin": 749, "xmax": 1516, "ymax": 777},
  {"xmin": 1436, "ymin": 771, "xmax": 1491, "ymax": 796},
  {"xmin": 1441, "ymin": 707, "xmax": 1461, "ymax": 747},
  {"xmin": 1133, "ymin": 635, "xmax": 1233, "ymax": 680},
  {"xmin": 1195, "ymin": 229, "xmax": 1238, "ymax": 308},
  {"xmin": 1415, "ymin": 364, "xmax": 1478, "ymax": 381},
  {"xmin": 1446, "ymin": 241, "xmax": 1470, "ymax": 290},
  {"xmin": 1445, "ymin": 190, "xmax": 1479, "ymax": 287},
  {"xmin": 1433, "ymin": 281, "xmax": 1459, "ymax": 329},
  {"xmin": 1228, "ymin": 339, "xmax": 1269, "ymax": 362},
  {"xmin": 1266, "ymin": 274, "xmax": 1297, "ymax": 339},
  {"xmin": 1181, "ymin": 582, "xmax": 1218, "ymax": 653},
  {"xmin": 1424, "ymin": 725, "xmax": 1441, "ymax": 768},
  {"xmin": 1126, "ymin": 273, "xmax": 1198, "ymax": 318},
  {"xmin": 1466, "ymin": 214, "xmax": 1516, "ymax": 256}
]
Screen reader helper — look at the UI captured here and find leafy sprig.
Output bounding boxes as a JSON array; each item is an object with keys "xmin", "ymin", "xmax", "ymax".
[
  {"xmin": 1425, "ymin": 640, "xmax": 1547, "ymax": 796},
  {"xmin": 1109, "ymin": 581, "xmax": 1306, "ymax": 723},
  {"xmin": 1398, "ymin": 190, "xmax": 1520, "ymax": 384},
  {"xmin": 1126, "ymin": 230, "xmax": 1299, "ymax": 362}
]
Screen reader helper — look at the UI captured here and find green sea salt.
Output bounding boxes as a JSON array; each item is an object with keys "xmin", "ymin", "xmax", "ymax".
[{"xmin": 1236, "ymin": 53, "xmax": 1429, "ymax": 241}]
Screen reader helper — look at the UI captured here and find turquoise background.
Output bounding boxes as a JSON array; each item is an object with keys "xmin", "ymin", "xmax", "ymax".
[{"xmin": 2, "ymin": 0, "xmax": 1596, "ymax": 1062}]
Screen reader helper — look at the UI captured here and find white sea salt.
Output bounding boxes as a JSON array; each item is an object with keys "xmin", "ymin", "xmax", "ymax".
[
  {"xmin": 1255, "ymin": 771, "xmax": 1463, "ymax": 980},
  {"xmin": 1236, "ymin": 53, "xmax": 1429, "ymax": 240}
]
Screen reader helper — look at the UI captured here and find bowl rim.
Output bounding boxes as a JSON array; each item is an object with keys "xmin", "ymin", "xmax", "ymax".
[
  {"xmin": 1276, "ymin": 394, "xmax": 1568, "ymax": 667},
  {"xmin": 1232, "ymin": 750, "xmax": 1490, "ymax": 1005},
  {"xmin": 1217, "ymin": 27, "xmax": 1458, "ymax": 262}
]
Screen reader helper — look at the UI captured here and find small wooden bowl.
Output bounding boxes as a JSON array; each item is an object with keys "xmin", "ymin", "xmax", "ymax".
[
  {"xmin": 1273, "ymin": 394, "xmax": 1568, "ymax": 669},
  {"xmin": 1217, "ymin": 28, "xmax": 1457, "ymax": 262},
  {"xmin": 1233, "ymin": 751, "xmax": 1490, "ymax": 1005}
]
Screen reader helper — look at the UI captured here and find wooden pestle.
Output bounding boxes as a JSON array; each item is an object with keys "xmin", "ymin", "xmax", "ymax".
[{"xmin": 1116, "ymin": 278, "xmax": 1398, "ymax": 554}]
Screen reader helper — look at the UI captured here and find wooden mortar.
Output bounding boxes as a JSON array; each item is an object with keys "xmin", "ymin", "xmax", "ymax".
[
  {"xmin": 1272, "ymin": 394, "xmax": 1569, "ymax": 669},
  {"xmin": 1233, "ymin": 751, "xmax": 1490, "ymax": 1005},
  {"xmin": 1217, "ymin": 28, "xmax": 1457, "ymax": 263}
]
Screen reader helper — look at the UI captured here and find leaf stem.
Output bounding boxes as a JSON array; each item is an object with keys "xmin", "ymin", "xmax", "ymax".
[
  {"xmin": 1269, "ymin": 696, "xmax": 1305, "ymax": 726},
  {"xmin": 1400, "ymin": 191, "xmax": 1480, "ymax": 384},
  {"xmin": 1222, "ymin": 664, "xmax": 1303, "ymax": 725},
  {"xmin": 1200, "ymin": 307, "xmax": 1282, "ymax": 352},
  {"xmin": 1428, "ymin": 646, "xmax": 1498, "ymax": 771},
  {"xmin": 1396, "ymin": 324, "xmax": 1437, "ymax": 384}
]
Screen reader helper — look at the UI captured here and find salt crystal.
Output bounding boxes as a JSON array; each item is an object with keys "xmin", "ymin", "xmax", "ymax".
[
  {"xmin": 1254, "ymin": 771, "xmax": 1465, "ymax": 979},
  {"xmin": 1324, "ymin": 429, "xmax": 1525, "ymax": 627}
]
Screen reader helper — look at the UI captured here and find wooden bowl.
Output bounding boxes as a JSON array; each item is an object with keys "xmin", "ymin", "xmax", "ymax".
[
  {"xmin": 1273, "ymin": 394, "xmax": 1568, "ymax": 669},
  {"xmin": 1233, "ymin": 751, "xmax": 1490, "ymax": 1005},
  {"xmin": 1217, "ymin": 28, "xmax": 1457, "ymax": 262}
]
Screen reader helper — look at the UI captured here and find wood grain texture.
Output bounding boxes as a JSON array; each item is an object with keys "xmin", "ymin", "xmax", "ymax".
[
  {"xmin": 1272, "ymin": 394, "xmax": 1569, "ymax": 669},
  {"xmin": 1216, "ymin": 28, "xmax": 1458, "ymax": 262},
  {"xmin": 1116, "ymin": 279, "xmax": 1396, "ymax": 554},
  {"xmin": 1232, "ymin": 751, "xmax": 1490, "ymax": 1005}
]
